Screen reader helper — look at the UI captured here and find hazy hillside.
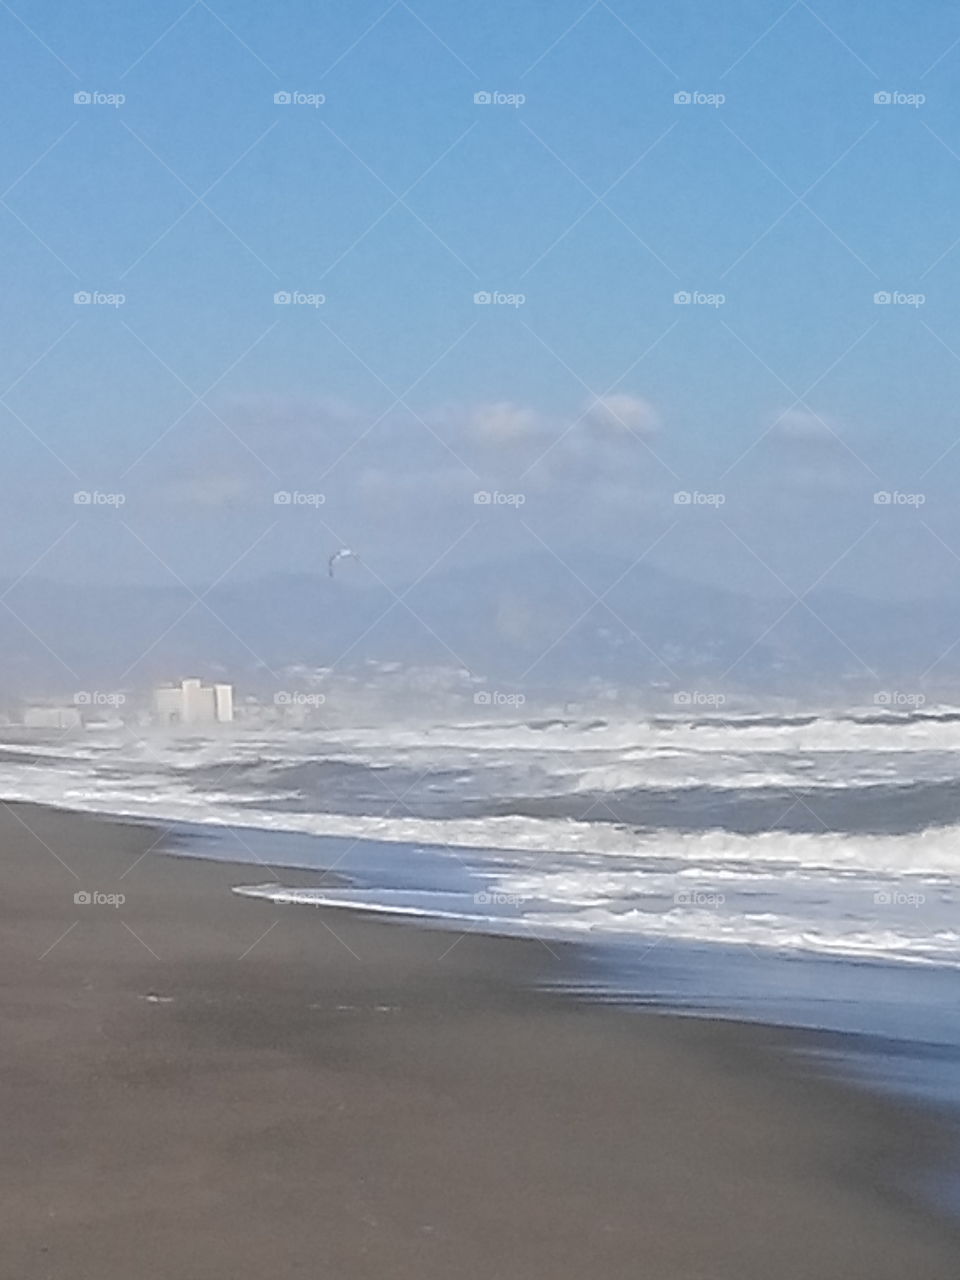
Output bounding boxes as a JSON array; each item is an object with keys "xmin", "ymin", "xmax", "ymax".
[{"xmin": 0, "ymin": 553, "xmax": 952, "ymax": 703}]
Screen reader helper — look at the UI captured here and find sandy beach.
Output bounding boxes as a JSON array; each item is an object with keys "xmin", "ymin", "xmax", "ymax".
[{"xmin": 2, "ymin": 801, "xmax": 959, "ymax": 1278}]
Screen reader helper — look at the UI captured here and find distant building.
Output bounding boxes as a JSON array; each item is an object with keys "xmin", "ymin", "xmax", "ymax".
[
  {"xmin": 153, "ymin": 685, "xmax": 183, "ymax": 724},
  {"xmin": 23, "ymin": 706, "xmax": 82, "ymax": 730},
  {"xmin": 213, "ymin": 683, "xmax": 233, "ymax": 723},
  {"xmin": 153, "ymin": 679, "xmax": 234, "ymax": 725},
  {"xmin": 181, "ymin": 678, "xmax": 214, "ymax": 725}
]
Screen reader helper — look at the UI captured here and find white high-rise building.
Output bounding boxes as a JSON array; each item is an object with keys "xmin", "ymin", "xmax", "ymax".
[
  {"xmin": 180, "ymin": 678, "xmax": 215, "ymax": 724},
  {"xmin": 213, "ymin": 683, "xmax": 234, "ymax": 723},
  {"xmin": 153, "ymin": 686, "xmax": 183, "ymax": 724},
  {"xmin": 153, "ymin": 680, "xmax": 234, "ymax": 725}
]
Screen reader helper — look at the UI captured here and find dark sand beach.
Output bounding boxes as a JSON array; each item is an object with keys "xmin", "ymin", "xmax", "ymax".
[{"xmin": 2, "ymin": 802, "xmax": 960, "ymax": 1278}]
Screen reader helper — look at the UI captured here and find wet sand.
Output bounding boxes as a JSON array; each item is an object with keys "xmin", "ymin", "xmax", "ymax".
[{"xmin": 2, "ymin": 801, "xmax": 959, "ymax": 1278}]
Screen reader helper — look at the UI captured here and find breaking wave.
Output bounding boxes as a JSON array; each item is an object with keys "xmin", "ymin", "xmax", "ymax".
[{"xmin": 1, "ymin": 706, "xmax": 959, "ymax": 965}]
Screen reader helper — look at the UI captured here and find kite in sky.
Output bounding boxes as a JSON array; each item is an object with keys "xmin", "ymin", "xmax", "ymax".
[{"xmin": 328, "ymin": 548, "xmax": 359, "ymax": 578}]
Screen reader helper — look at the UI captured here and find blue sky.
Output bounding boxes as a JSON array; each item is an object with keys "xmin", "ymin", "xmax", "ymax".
[{"xmin": 3, "ymin": 0, "xmax": 960, "ymax": 600}]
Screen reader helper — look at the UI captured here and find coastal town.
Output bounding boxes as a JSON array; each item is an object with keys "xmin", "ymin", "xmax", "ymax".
[{"xmin": 9, "ymin": 678, "xmax": 237, "ymax": 731}]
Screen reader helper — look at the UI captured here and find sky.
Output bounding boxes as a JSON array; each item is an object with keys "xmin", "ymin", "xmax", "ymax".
[{"xmin": 3, "ymin": 0, "xmax": 960, "ymax": 603}]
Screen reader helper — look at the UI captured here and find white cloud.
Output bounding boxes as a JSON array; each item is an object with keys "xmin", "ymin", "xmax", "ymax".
[
  {"xmin": 469, "ymin": 401, "xmax": 544, "ymax": 443},
  {"xmin": 772, "ymin": 408, "xmax": 839, "ymax": 443},
  {"xmin": 585, "ymin": 394, "xmax": 659, "ymax": 436}
]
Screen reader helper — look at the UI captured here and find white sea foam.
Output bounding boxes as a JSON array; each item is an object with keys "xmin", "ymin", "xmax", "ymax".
[{"xmin": 2, "ymin": 710, "xmax": 960, "ymax": 965}]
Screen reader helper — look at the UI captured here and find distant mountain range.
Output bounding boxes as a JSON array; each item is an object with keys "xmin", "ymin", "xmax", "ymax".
[{"xmin": 0, "ymin": 553, "xmax": 954, "ymax": 701}]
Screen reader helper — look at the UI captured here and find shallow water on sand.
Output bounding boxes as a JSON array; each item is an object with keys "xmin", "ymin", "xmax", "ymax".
[{"xmin": 168, "ymin": 819, "xmax": 960, "ymax": 1126}]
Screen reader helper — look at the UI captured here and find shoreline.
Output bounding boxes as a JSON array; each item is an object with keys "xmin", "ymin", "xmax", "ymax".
[
  {"xmin": 3, "ymin": 801, "xmax": 960, "ymax": 1276},
  {"xmin": 11, "ymin": 798, "xmax": 960, "ymax": 1115}
]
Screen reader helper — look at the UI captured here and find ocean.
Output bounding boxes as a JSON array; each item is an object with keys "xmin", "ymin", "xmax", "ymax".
[{"xmin": 4, "ymin": 706, "xmax": 960, "ymax": 1114}]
